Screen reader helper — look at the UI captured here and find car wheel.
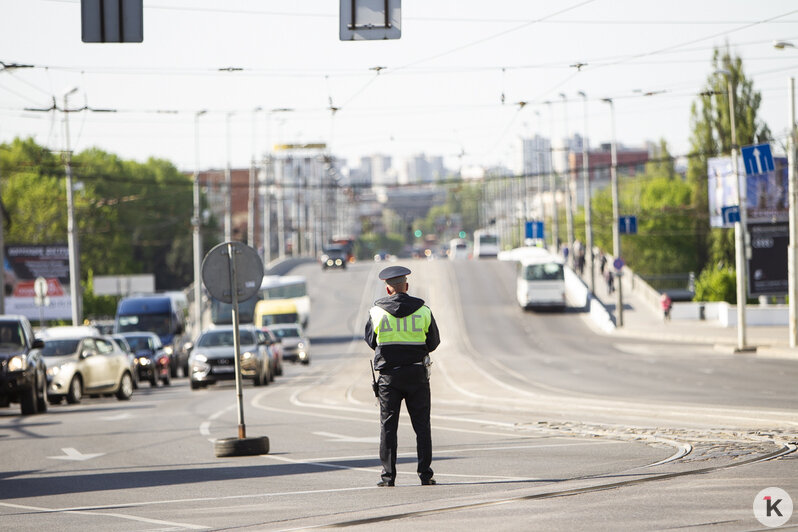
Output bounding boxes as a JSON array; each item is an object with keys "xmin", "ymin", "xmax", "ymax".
[
  {"xmin": 162, "ymin": 370, "xmax": 171, "ymax": 386},
  {"xmin": 269, "ymin": 364, "xmax": 275, "ymax": 382},
  {"xmin": 149, "ymin": 371, "xmax": 158, "ymax": 387},
  {"xmin": 116, "ymin": 372, "xmax": 134, "ymax": 401},
  {"xmin": 170, "ymin": 362, "xmax": 178, "ymax": 379},
  {"xmin": 214, "ymin": 436, "xmax": 269, "ymax": 457},
  {"xmin": 302, "ymin": 358, "xmax": 310, "ymax": 365},
  {"xmin": 36, "ymin": 372, "xmax": 48, "ymax": 413},
  {"xmin": 48, "ymin": 395, "xmax": 63, "ymax": 405},
  {"xmin": 66, "ymin": 375, "xmax": 83, "ymax": 404},
  {"xmin": 20, "ymin": 382, "xmax": 38, "ymax": 415},
  {"xmin": 190, "ymin": 380, "xmax": 202, "ymax": 390},
  {"xmin": 275, "ymin": 361, "xmax": 283, "ymax": 377}
]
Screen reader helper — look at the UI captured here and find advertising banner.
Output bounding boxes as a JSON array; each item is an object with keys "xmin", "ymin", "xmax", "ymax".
[
  {"xmin": 748, "ymin": 222, "xmax": 788, "ymax": 297},
  {"xmin": 4, "ymin": 244, "xmax": 72, "ymax": 321},
  {"xmin": 708, "ymin": 155, "xmax": 788, "ymax": 228}
]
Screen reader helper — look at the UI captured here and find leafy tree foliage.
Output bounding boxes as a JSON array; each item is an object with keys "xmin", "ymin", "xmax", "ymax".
[{"xmin": 687, "ymin": 45, "xmax": 770, "ymax": 272}]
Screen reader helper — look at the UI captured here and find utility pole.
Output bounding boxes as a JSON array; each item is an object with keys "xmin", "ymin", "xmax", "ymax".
[
  {"xmin": 63, "ymin": 88, "xmax": 81, "ymax": 326},
  {"xmin": 225, "ymin": 112, "xmax": 234, "ymax": 242},
  {"xmin": 560, "ymin": 93, "xmax": 574, "ymax": 259},
  {"xmin": 193, "ymin": 110, "xmax": 207, "ymax": 334},
  {"xmin": 248, "ymin": 107, "xmax": 262, "ymax": 249},
  {"xmin": 603, "ymin": 98, "xmax": 623, "ymax": 327},
  {"xmin": 545, "ymin": 101, "xmax": 559, "ymax": 251},
  {"xmin": 789, "ymin": 77, "xmax": 798, "ymax": 347},
  {"xmin": 579, "ymin": 90, "xmax": 595, "ymax": 293}
]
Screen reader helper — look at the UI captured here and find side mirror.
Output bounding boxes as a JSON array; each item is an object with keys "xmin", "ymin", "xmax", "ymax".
[
  {"xmin": 32, "ymin": 339, "xmax": 45, "ymax": 349},
  {"xmin": 80, "ymin": 350, "xmax": 95, "ymax": 359}
]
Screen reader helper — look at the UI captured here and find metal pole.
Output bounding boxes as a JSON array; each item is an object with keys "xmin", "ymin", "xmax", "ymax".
[
  {"xmin": 225, "ymin": 112, "xmax": 234, "ymax": 242},
  {"xmin": 727, "ymin": 76, "xmax": 748, "ymax": 350},
  {"xmin": 789, "ymin": 77, "xmax": 798, "ymax": 347},
  {"xmin": 193, "ymin": 110, "xmax": 207, "ymax": 334},
  {"xmin": 579, "ymin": 91, "xmax": 594, "ymax": 293},
  {"xmin": 546, "ymin": 101, "xmax": 559, "ymax": 251},
  {"xmin": 226, "ymin": 242, "xmax": 246, "ymax": 439},
  {"xmin": 248, "ymin": 107, "xmax": 261, "ymax": 248},
  {"xmin": 604, "ymin": 98, "xmax": 623, "ymax": 327},
  {"xmin": 560, "ymin": 93, "xmax": 574, "ymax": 259},
  {"xmin": 63, "ymin": 89, "xmax": 81, "ymax": 326},
  {"xmin": 263, "ymin": 156, "xmax": 272, "ymax": 267}
]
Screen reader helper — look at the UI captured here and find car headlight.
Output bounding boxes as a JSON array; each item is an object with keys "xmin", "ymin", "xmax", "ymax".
[
  {"xmin": 241, "ymin": 351, "xmax": 254, "ymax": 360},
  {"xmin": 335, "ymin": 259, "xmax": 342, "ymax": 266},
  {"xmin": 163, "ymin": 345, "xmax": 174, "ymax": 355},
  {"xmin": 47, "ymin": 365, "xmax": 60, "ymax": 378},
  {"xmin": 8, "ymin": 355, "xmax": 27, "ymax": 372},
  {"xmin": 190, "ymin": 353, "xmax": 209, "ymax": 374},
  {"xmin": 192, "ymin": 353, "xmax": 208, "ymax": 363},
  {"xmin": 297, "ymin": 342, "xmax": 305, "ymax": 349},
  {"xmin": 138, "ymin": 357, "xmax": 151, "ymax": 365}
]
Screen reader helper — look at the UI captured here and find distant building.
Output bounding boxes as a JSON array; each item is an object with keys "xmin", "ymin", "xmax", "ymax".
[{"xmin": 515, "ymin": 135, "xmax": 551, "ymax": 177}]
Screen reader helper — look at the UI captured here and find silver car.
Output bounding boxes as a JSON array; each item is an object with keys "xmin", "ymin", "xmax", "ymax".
[
  {"xmin": 188, "ymin": 325, "xmax": 272, "ymax": 390},
  {"xmin": 41, "ymin": 329, "xmax": 134, "ymax": 404},
  {"xmin": 268, "ymin": 323, "xmax": 311, "ymax": 365}
]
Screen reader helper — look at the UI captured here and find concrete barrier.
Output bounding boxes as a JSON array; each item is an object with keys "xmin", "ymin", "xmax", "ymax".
[{"xmin": 565, "ymin": 267, "xmax": 615, "ymax": 333}]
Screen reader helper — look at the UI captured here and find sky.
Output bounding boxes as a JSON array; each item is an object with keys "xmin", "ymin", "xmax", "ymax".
[{"xmin": 1, "ymin": 0, "xmax": 798, "ymax": 174}]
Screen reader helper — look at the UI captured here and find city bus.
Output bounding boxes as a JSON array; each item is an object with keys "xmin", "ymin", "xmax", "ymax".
[
  {"xmin": 473, "ymin": 229, "xmax": 500, "ymax": 259},
  {"xmin": 210, "ymin": 274, "xmax": 310, "ymax": 329},
  {"xmin": 516, "ymin": 249, "xmax": 566, "ymax": 311}
]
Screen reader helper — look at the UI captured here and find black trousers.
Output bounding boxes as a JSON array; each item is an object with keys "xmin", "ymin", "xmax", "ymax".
[{"xmin": 377, "ymin": 365, "xmax": 433, "ymax": 483}]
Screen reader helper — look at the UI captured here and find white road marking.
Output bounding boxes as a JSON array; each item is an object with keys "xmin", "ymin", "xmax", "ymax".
[
  {"xmin": 313, "ymin": 431, "xmax": 379, "ymax": 443},
  {"xmin": 0, "ymin": 501, "xmax": 209, "ymax": 530},
  {"xmin": 48, "ymin": 447, "xmax": 105, "ymax": 461},
  {"xmin": 99, "ymin": 413, "xmax": 132, "ymax": 420}
]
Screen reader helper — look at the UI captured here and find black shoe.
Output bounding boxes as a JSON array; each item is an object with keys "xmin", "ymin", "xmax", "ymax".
[
  {"xmin": 421, "ymin": 478, "xmax": 436, "ymax": 486},
  {"xmin": 377, "ymin": 480, "xmax": 395, "ymax": 487}
]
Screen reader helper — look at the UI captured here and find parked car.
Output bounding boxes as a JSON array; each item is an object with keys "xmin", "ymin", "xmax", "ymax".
[
  {"xmin": 40, "ymin": 329, "xmax": 134, "ymax": 404},
  {"xmin": 0, "ymin": 315, "xmax": 48, "ymax": 415},
  {"xmin": 268, "ymin": 323, "xmax": 311, "ymax": 365},
  {"xmin": 109, "ymin": 334, "xmax": 140, "ymax": 390},
  {"xmin": 320, "ymin": 246, "xmax": 347, "ymax": 270},
  {"xmin": 260, "ymin": 327, "xmax": 283, "ymax": 377},
  {"xmin": 117, "ymin": 332, "xmax": 170, "ymax": 387},
  {"xmin": 187, "ymin": 325, "xmax": 272, "ymax": 390}
]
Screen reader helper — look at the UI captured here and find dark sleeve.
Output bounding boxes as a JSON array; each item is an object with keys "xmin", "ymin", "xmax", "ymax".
[
  {"xmin": 425, "ymin": 312, "xmax": 440, "ymax": 352},
  {"xmin": 364, "ymin": 315, "xmax": 377, "ymax": 350}
]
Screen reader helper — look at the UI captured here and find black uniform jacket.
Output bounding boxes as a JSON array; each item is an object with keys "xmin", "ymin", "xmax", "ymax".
[{"xmin": 364, "ymin": 292, "xmax": 440, "ymax": 372}]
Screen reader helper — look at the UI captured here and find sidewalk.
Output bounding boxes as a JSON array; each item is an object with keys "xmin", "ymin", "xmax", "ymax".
[{"xmin": 579, "ymin": 263, "xmax": 797, "ymax": 360}]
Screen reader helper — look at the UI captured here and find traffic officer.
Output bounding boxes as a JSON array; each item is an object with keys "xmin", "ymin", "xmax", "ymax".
[{"xmin": 364, "ymin": 265, "xmax": 440, "ymax": 487}]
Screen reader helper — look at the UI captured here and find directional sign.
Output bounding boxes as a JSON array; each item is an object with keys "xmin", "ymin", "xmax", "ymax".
[
  {"xmin": 525, "ymin": 221, "xmax": 545, "ymax": 239},
  {"xmin": 741, "ymin": 143, "xmax": 774, "ymax": 176},
  {"xmin": 721, "ymin": 205, "xmax": 740, "ymax": 225},
  {"xmin": 619, "ymin": 215, "xmax": 637, "ymax": 235}
]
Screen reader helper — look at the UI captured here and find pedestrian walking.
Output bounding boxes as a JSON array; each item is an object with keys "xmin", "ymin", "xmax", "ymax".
[
  {"xmin": 364, "ymin": 265, "xmax": 440, "ymax": 487},
  {"xmin": 661, "ymin": 293, "xmax": 672, "ymax": 321}
]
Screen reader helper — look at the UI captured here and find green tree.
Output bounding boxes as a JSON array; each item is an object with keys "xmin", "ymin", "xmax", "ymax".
[{"xmin": 687, "ymin": 45, "xmax": 770, "ymax": 272}]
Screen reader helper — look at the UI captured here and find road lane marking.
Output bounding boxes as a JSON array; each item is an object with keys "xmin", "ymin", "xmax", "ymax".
[
  {"xmin": 313, "ymin": 431, "xmax": 379, "ymax": 443},
  {"xmin": 0, "ymin": 501, "xmax": 208, "ymax": 530},
  {"xmin": 48, "ymin": 448, "xmax": 105, "ymax": 461}
]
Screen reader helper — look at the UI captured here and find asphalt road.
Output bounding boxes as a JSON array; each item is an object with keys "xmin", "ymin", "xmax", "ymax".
[{"xmin": 1, "ymin": 258, "xmax": 797, "ymax": 531}]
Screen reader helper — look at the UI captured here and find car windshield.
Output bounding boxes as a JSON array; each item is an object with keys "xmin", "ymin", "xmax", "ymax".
[
  {"xmin": 117, "ymin": 313, "xmax": 171, "ymax": 336},
  {"xmin": 125, "ymin": 336, "xmax": 153, "ymax": 351},
  {"xmin": 197, "ymin": 330, "xmax": 256, "ymax": 347},
  {"xmin": 41, "ymin": 339, "xmax": 80, "ymax": 357},
  {"xmin": 0, "ymin": 323, "xmax": 23, "ymax": 347},
  {"xmin": 271, "ymin": 327, "xmax": 300, "ymax": 339},
  {"xmin": 523, "ymin": 263, "xmax": 564, "ymax": 281}
]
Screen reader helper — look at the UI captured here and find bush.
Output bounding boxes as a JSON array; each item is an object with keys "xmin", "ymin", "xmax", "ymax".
[
  {"xmin": 693, "ymin": 266, "xmax": 736, "ymax": 303},
  {"xmin": 354, "ymin": 233, "xmax": 405, "ymax": 260}
]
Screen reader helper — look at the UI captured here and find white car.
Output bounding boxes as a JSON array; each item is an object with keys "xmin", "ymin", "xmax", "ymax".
[
  {"xmin": 40, "ymin": 329, "xmax": 134, "ymax": 404},
  {"xmin": 188, "ymin": 325, "xmax": 272, "ymax": 390},
  {"xmin": 267, "ymin": 323, "xmax": 311, "ymax": 365}
]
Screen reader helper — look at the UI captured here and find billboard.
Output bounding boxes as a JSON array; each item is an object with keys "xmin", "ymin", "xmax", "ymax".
[
  {"xmin": 4, "ymin": 244, "xmax": 72, "ymax": 321},
  {"xmin": 708, "ymin": 156, "xmax": 788, "ymax": 228},
  {"xmin": 748, "ymin": 222, "xmax": 789, "ymax": 297}
]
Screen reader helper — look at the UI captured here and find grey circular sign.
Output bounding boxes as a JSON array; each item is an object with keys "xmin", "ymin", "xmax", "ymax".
[{"xmin": 201, "ymin": 242, "xmax": 264, "ymax": 304}]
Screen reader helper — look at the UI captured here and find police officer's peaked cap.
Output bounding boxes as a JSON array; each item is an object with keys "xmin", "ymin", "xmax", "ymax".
[{"xmin": 378, "ymin": 265, "xmax": 411, "ymax": 281}]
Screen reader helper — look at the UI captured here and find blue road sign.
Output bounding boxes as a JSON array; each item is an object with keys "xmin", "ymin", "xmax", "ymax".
[
  {"xmin": 525, "ymin": 221, "xmax": 545, "ymax": 239},
  {"xmin": 741, "ymin": 143, "xmax": 774, "ymax": 176},
  {"xmin": 619, "ymin": 215, "xmax": 637, "ymax": 235},
  {"xmin": 721, "ymin": 205, "xmax": 740, "ymax": 225},
  {"xmin": 613, "ymin": 257, "xmax": 625, "ymax": 270}
]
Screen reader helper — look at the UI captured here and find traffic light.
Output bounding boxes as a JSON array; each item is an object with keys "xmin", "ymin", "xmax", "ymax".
[
  {"xmin": 458, "ymin": 231, "xmax": 466, "ymax": 239},
  {"xmin": 414, "ymin": 229, "xmax": 423, "ymax": 238}
]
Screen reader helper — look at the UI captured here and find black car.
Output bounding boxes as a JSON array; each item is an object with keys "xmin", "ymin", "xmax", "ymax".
[
  {"xmin": 0, "ymin": 315, "xmax": 47, "ymax": 415},
  {"xmin": 321, "ymin": 246, "xmax": 347, "ymax": 270},
  {"xmin": 118, "ymin": 332, "xmax": 171, "ymax": 387}
]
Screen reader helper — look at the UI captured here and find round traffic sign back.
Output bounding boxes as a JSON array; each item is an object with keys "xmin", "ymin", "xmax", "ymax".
[
  {"xmin": 613, "ymin": 257, "xmax": 624, "ymax": 270},
  {"xmin": 201, "ymin": 242, "xmax": 264, "ymax": 304}
]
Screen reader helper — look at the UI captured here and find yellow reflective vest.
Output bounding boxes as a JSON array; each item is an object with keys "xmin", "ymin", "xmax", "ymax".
[{"xmin": 369, "ymin": 305, "xmax": 432, "ymax": 346}]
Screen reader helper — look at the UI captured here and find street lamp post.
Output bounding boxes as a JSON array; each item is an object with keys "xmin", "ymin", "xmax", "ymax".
[
  {"xmin": 788, "ymin": 78, "xmax": 797, "ymax": 347},
  {"xmin": 560, "ymin": 93, "xmax": 574, "ymax": 259},
  {"xmin": 602, "ymin": 98, "xmax": 623, "ymax": 327},
  {"xmin": 248, "ymin": 107, "xmax": 262, "ymax": 249},
  {"xmin": 63, "ymin": 87, "xmax": 81, "ymax": 325},
  {"xmin": 578, "ymin": 90, "xmax": 594, "ymax": 293},
  {"xmin": 193, "ymin": 109, "xmax": 207, "ymax": 334},
  {"xmin": 717, "ymin": 69, "xmax": 749, "ymax": 351},
  {"xmin": 225, "ymin": 112, "xmax": 235, "ymax": 242},
  {"xmin": 545, "ymin": 101, "xmax": 559, "ymax": 251}
]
